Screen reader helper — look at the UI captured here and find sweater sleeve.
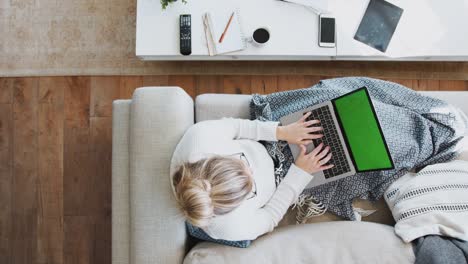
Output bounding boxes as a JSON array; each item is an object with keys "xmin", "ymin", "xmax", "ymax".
[
  {"xmin": 190, "ymin": 118, "xmax": 280, "ymax": 142},
  {"xmin": 204, "ymin": 164, "xmax": 314, "ymax": 241}
]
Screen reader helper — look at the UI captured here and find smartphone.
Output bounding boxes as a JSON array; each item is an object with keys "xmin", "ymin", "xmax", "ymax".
[{"xmin": 319, "ymin": 14, "xmax": 336, "ymax": 48}]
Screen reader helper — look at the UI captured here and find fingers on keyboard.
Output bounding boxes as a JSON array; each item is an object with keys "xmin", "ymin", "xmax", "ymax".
[{"xmin": 305, "ymin": 106, "xmax": 351, "ymax": 179}]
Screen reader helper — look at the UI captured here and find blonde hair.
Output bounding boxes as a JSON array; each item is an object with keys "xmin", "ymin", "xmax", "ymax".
[{"xmin": 173, "ymin": 155, "xmax": 253, "ymax": 227}]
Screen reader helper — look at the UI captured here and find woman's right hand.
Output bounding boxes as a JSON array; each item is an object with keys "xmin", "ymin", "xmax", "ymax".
[{"xmin": 294, "ymin": 143, "xmax": 334, "ymax": 174}]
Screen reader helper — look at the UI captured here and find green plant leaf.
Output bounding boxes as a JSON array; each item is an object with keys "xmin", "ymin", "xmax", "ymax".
[{"xmin": 161, "ymin": 0, "xmax": 187, "ymax": 10}]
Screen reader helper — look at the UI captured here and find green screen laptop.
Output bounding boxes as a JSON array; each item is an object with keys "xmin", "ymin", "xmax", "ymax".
[{"xmin": 279, "ymin": 87, "xmax": 394, "ymax": 187}]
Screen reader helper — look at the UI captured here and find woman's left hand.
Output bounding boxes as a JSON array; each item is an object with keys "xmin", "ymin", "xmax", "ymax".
[{"xmin": 276, "ymin": 112, "xmax": 323, "ymax": 145}]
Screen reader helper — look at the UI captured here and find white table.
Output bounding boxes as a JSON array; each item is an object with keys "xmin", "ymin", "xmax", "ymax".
[{"xmin": 136, "ymin": 0, "xmax": 468, "ymax": 61}]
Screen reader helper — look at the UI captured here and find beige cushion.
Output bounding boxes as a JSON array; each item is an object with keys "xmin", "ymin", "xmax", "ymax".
[
  {"xmin": 129, "ymin": 87, "xmax": 194, "ymax": 264},
  {"xmin": 457, "ymin": 136, "xmax": 468, "ymax": 161},
  {"xmin": 459, "ymin": 151, "xmax": 468, "ymax": 161},
  {"xmin": 421, "ymin": 91, "xmax": 468, "ymax": 114},
  {"xmin": 184, "ymin": 221, "xmax": 415, "ymax": 264},
  {"xmin": 195, "ymin": 94, "xmax": 251, "ymax": 122}
]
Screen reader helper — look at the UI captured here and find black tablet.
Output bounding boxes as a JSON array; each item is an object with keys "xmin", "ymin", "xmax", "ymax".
[{"xmin": 354, "ymin": 0, "xmax": 404, "ymax": 52}]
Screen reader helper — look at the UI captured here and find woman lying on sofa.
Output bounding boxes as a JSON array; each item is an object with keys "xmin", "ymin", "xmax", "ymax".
[{"xmin": 169, "ymin": 113, "xmax": 332, "ymax": 241}]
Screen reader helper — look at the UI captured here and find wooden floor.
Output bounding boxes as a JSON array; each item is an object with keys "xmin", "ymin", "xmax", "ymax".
[{"xmin": 0, "ymin": 75, "xmax": 467, "ymax": 264}]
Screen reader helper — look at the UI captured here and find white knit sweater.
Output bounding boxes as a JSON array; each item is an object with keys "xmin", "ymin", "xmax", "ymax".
[{"xmin": 169, "ymin": 118, "xmax": 314, "ymax": 241}]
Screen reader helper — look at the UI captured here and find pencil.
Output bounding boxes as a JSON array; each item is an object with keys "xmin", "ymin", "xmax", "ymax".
[{"xmin": 219, "ymin": 12, "xmax": 235, "ymax": 43}]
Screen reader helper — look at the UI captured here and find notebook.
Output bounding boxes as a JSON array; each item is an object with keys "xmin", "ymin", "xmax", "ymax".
[{"xmin": 203, "ymin": 11, "xmax": 246, "ymax": 56}]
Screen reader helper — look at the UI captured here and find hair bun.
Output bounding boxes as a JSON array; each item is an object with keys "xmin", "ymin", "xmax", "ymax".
[
  {"xmin": 201, "ymin": 179, "xmax": 212, "ymax": 193},
  {"xmin": 173, "ymin": 156, "xmax": 253, "ymax": 228},
  {"xmin": 176, "ymin": 178, "xmax": 214, "ymax": 227}
]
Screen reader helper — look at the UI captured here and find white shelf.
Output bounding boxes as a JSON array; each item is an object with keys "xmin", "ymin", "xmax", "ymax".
[{"xmin": 136, "ymin": 0, "xmax": 468, "ymax": 61}]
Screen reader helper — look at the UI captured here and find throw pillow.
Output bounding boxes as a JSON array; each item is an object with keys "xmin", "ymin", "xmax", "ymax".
[{"xmin": 385, "ymin": 160, "xmax": 468, "ymax": 242}]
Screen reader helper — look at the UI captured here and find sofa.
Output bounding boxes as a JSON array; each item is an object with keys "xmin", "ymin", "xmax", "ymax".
[{"xmin": 112, "ymin": 87, "xmax": 468, "ymax": 264}]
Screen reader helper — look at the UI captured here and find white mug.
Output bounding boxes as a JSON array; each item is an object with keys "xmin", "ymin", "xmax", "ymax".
[{"xmin": 249, "ymin": 27, "xmax": 270, "ymax": 47}]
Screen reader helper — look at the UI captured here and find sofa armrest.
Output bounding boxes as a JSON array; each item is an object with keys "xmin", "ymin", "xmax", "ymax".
[
  {"xmin": 129, "ymin": 87, "xmax": 194, "ymax": 264},
  {"xmin": 112, "ymin": 100, "xmax": 132, "ymax": 264}
]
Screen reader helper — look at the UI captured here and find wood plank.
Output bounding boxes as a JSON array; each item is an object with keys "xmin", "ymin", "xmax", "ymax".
[
  {"xmin": 196, "ymin": 75, "xmax": 223, "ymax": 95},
  {"xmin": 223, "ymin": 75, "xmax": 251, "ymax": 94},
  {"xmin": 64, "ymin": 77, "xmax": 93, "ymax": 216},
  {"xmin": 37, "ymin": 216, "xmax": 63, "ymax": 264},
  {"xmin": 0, "ymin": 103, "xmax": 13, "ymax": 264},
  {"xmin": 439, "ymin": 80, "xmax": 467, "ymax": 91},
  {"xmin": 90, "ymin": 117, "xmax": 112, "ymax": 217},
  {"xmin": 90, "ymin": 117, "xmax": 112, "ymax": 263},
  {"xmin": 63, "ymin": 150, "xmax": 93, "ymax": 217},
  {"xmin": 64, "ymin": 216, "xmax": 94, "ymax": 264},
  {"xmin": 0, "ymin": 105, "xmax": 12, "ymax": 175},
  {"xmin": 93, "ymin": 215, "xmax": 111, "ymax": 264},
  {"xmin": 250, "ymin": 75, "xmax": 278, "ymax": 94},
  {"xmin": 412, "ymin": 80, "xmax": 440, "ymax": 91},
  {"xmin": 303, "ymin": 75, "xmax": 323, "ymax": 87},
  {"xmin": 168, "ymin": 75, "xmax": 196, "ymax": 98},
  {"xmin": 0, "ymin": 78, "xmax": 14, "ymax": 103},
  {"xmin": 37, "ymin": 77, "xmax": 64, "ymax": 264},
  {"xmin": 63, "ymin": 76, "xmax": 97, "ymax": 264},
  {"xmin": 141, "ymin": 75, "xmax": 169, "ymax": 87},
  {"xmin": 119, "ymin": 76, "xmax": 143, "ymax": 99},
  {"xmin": 64, "ymin": 77, "xmax": 90, "ymax": 127},
  {"xmin": 277, "ymin": 75, "xmax": 306, "ymax": 91},
  {"xmin": 12, "ymin": 77, "xmax": 39, "ymax": 264},
  {"xmin": 386, "ymin": 79, "xmax": 415, "ymax": 89},
  {"xmin": 320, "ymin": 76, "xmax": 335, "ymax": 81},
  {"xmin": 90, "ymin": 77, "xmax": 121, "ymax": 117},
  {"xmin": 39, "ymin": 77, "xmax": 65, "ymax": 104}
]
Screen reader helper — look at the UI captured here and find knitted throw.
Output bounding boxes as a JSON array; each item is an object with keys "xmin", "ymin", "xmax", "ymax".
[{"xmin": 250, "ymin": 77, "xmax": 467, "ymax": 220}]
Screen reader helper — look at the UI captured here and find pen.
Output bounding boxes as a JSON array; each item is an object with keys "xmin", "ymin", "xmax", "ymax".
[{"xmin": 219, "ymin": 12, "xmax": 235, "ymax": 43}]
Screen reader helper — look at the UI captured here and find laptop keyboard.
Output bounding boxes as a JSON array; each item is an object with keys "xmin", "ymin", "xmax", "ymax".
[{"xmin": 305, "ymin": 106, "xmax": 351, "ymax": 179}]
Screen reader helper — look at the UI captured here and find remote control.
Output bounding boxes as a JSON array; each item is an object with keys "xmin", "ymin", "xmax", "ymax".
[{"xmin": 179, "ymin": 14, "xmax": 191, "ymax": 56}]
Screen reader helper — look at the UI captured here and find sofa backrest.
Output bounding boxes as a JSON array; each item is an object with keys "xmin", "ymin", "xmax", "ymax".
[
  {"xmin": 196, "ymin": 94, "xmax": 251, "ymax": 121},
  {"xmin": 195, "ymin": 91, "xmax": 468, "ymax": 122}
]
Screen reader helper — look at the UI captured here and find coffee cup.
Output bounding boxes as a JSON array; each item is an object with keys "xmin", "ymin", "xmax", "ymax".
[{"xmin": 251, "ymin": 27, "xmax": 270, "ymax": 46}]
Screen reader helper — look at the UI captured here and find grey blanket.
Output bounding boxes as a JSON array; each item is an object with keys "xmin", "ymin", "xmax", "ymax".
[
  {"xmin": 414, "ymin": 236, "xmax": 468, "ymax": 264},
  {"xmin": 250, "ymin": 77, "xmax": 466, "ymax": 220}
]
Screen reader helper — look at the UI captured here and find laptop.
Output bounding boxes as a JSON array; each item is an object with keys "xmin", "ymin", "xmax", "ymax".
[{"xmin": 279, "ymin": 87, "xmax": 394, "ymax": 188}]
